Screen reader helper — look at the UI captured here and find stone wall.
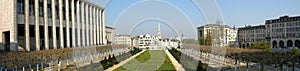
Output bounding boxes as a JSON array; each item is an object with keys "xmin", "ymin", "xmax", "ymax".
[{"xmin": 0, "ymin": 0, "xmax": 17, "ymax": 52}]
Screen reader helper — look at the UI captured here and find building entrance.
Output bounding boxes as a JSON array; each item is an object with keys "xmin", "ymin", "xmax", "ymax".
[{"xmin": 3, "ymin": 31, "xmax": 10, "ymax": 52}]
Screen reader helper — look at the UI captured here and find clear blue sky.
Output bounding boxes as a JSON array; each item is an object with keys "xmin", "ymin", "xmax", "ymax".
[{"xmin": 91, "ymin": 0, "xmax": 300, "ymax": 38}]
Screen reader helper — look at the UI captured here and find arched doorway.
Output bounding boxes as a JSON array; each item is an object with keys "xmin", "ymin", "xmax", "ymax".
[
  {"xmin": 272, "ymin": 41, "xmax": 277, "ymax": 48},
  {"xmin": 295, "ymin": 40, "xmax": 300, "ymax": 48},
  {"xmin": 246, "ymin": 43, "xmax": 250, "ymax": 48},
  {"xmin": 279, "ymin": 41, "xmax": 284, "ymax": 48},
  {"xmin": 287, "ymin": 40, "xmax": 293, "ymax": 47}
]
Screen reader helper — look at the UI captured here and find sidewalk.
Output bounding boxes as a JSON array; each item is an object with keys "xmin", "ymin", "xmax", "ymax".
[
  {"xmin": 165, "ymin": 50, "xmax": 185, "ymax": 71},
  {"xmin": 105, "ymin": 50, "xmax": 146, "ymax": 71}
]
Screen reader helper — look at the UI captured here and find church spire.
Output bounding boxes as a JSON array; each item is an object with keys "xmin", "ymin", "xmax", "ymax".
[{"xmin": 158, "ymin": 22, "xmax": 161, "ymax": 39}]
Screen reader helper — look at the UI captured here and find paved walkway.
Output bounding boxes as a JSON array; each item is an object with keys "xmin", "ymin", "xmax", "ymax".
[
  {"xmin": 105, "ymin": 50, "xmax": 146, "ymax": 71},
  {"xmin": 165, "ymin": 50, "xmax": 185, "ymax": 71}
]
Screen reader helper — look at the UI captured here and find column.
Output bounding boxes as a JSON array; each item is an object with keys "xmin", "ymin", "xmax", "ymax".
[
  {"xmin": 96, "ymin": 8, "xmax": 99, "ymax": 45},
  {"xmin": 25, "ymin": 0, "xmax": 30, "ymax": 51},
  {"xmin": 71, "ymin": 0, "xmax": 76, "ymax": 47},
  {"xmin": 99, "ymin": 9, "xmax": 102, "ymax": 45},
  {"xmin": 66, "ymin": 0, "xmax": 70, "ymax": 48},
  {"xmin": 52, "ymin": 0, "xmax": 57, "ymax": 49},
  {"xmin": 85, "ymin": 4, "xmax": 89, "ymax": 46},
  {"xmin": 76, "ymin": 1, "xmax": 81, "ymax": 46},
  {"xmin": 102, "ymin": 10, "xmax": 107, "ymax": 45},
  {"xmin": 89, "ymin": 6, "xmax": 93, "ymax": 46},
  {"xmin": 59, "ymin": 0, "xmax": 64, "ymax": 48},
  {"xmin": 81, "ymin": 2, "xmax": 85, "ymax": 46},
  {"xmin": 93, "ymin": 7, "xmax": 96, "ymax": 45},
  {"xmin": 44, "ymin": 0, "xmax": 49, "ymax": 50},
  {"xmin": 35, "ymin": 0, "xmax": 40, "ymax": 50}
]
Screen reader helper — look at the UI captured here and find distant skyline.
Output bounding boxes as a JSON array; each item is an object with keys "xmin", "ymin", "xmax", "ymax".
[{"xmin": 92, "ymin": 0, "xmax": 300, "ymax": 38}]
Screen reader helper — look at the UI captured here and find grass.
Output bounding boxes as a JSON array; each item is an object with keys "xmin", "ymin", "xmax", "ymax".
[
  {"xmin": 114, "ymin": 50, "xmax": 176, "ymax": 71},
  {"xmin": 157, "ymin": 56, "xmax": 176, "ymax": 71},
  {"xmin": 114, "ymin": 66, "xmax": 128, "ymax": 71},
  {"xmin": 135, "ymin": 50, "xmax": 151, "ymax": 63}
]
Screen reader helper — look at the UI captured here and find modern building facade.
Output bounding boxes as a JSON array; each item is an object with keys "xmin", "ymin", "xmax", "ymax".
[
  {"xmin": 238, "ymin": 25, "xmax": 266, "ymax": 48},
  {"xmin": 105, "ymin": 26, "xmax": 114, "ymax": 45},
  {"xmin": 114, "ymin": 34, "xmax": 131, "ymax": 46},
  {"xmin": 0, "ymin": 0, "xmax": 106, "ymax": 52},
  {"xmin": 197, "ymin": 24, "xmax": 238, "ymax": 46},
  {"xmin": 265, "ymin": 16, "xmax": 300, "ymax": 48}
]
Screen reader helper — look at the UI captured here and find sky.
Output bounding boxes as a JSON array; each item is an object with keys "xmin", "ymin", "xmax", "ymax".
[{"xmin": 91, "ymin": 0, "xmax": 300, "ymax": 38}]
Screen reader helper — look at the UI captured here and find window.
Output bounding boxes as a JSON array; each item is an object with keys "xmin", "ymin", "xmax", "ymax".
[
  {"xmin": 29, "ymin": 0, "xmax": 34, "ymax": 16},
  {"xmin": 29, "ymin": 5, "xmax": 34, "ymax": 16},
  {"xmin": 38, "ymin": 0, "xmax": 44, "ymax": 17},
  {"xmin": 16, "ymin": 0, "xmax": 24, "ymax": 14},
  {"xmin": 48, "ymin": 7, "xmax": 52, "ymax": 18},
  {"xmin": 39, "ymin": 6, "xmax": 43, "ymax": 17}
]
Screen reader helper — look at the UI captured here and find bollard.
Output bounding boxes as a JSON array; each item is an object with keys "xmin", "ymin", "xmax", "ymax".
[
  {"xmin": 234, "ymin": 66, "xmax": 237, "ymax": 71},
  {"xmin": 67, "ymin": 60, "xmax": 69, "ymax": 66},
  {"xmin": 49, "ymin": 63, "xmax": 52, "ymax": 69},
  {"xmin": 23, "ymin": 67, "xmax": 25, "ymax": 71},
  {"xmin": 37, "ymin": 64, "xmax": 39, "ymax": 71},
  {"xmin": 41, "ymin": 63, "xmax": 43, "ymax": 69},
  {"xmin": 29, "ymin": 64, "xmax": 32, "ymax": 70},
  {"xmin": 58, "ymin": 61, "xmax": 61, "ymax": 71},
  {"xmin": 15, "ymin": 66, "xmax": 17, "ymax": 71}
]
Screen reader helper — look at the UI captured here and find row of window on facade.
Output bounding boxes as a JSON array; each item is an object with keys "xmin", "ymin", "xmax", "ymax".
[
  {"xmin": 16, "ymin": 0, "xmax": 86, "ymax": 20},
  {"xmin": 286, "ymin": 22, "xmax": 300, "ymax": 26},
  {"xmin": 272, "ymin": 28, "xmax": 285, "ymax": 32},
  {"xmin": 287, "ymin": 27, "xmax": 300, "ymax": 32},
  {"xmin": 272, "ymin": 33, "xmax": 300, "ymax": 38},
  {"xmin": 271, "ymin": 22, "xmax": 300, "ymax": 27},
  {"xmin": 271, "ymin": 27, "xmax": 300, "ymax": 32},
  {"xmin": 271, "ymin": 23, "xmax": 285, "ymax": 27},
  {"xmin": 287, "ymin": 33, "xmax": 300, "ymax": 38},
  {"xmin": 268, "ymin": 18, "xmax": 300, "ymax": 23}
]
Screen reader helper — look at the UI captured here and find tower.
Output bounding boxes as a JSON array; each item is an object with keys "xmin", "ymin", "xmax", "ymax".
[{"xmin": 158, "ymin": 22, "xmax": 161, "ymax": 39}]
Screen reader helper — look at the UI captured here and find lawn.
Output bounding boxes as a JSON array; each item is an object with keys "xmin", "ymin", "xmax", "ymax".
[
  {"xmin": 135, "ymin": 50, "xmax": 151, "ymax": 63},
  {"xmin": 157, "ymin": 55, "xmax": 176, "ymax": 71},
  {"xmin": 114, "ymin": 50, "xmax": 175, "ymax": 71}
]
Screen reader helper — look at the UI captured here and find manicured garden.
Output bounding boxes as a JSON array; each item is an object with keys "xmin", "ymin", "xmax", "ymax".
[
  {"xmin": 0, "ymin": 46, "xmax": 113, "ymax": 71},
  {"xmin": 114, "ymin": 50, "xmax": 175, "ymax": 71},
  {"xmin": 169, "ymin": 48, "xmax": 208, "ymax": 71},
  {"xmin": 99, "ymin": 47, "xmax": 142, "ymax": 69}
]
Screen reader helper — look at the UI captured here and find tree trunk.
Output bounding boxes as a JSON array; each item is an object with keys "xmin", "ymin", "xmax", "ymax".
[
  {"xmin": 235, "ymin": 59, "xmax": 238, "ymax": 64},
  {"xmin": 292, "ymin": 61, "xmax": 295, "ymax": 71},
  {"xmin": 260, "ymin": 64, "xmax": 264, "ymax": 71},
  {"xmin": 246, "ymin": 62, "xmax": 249, "ymax": 71},
  {"xmin": 280, "ymin": 64, "xmax": 283, "ymax": 71}
]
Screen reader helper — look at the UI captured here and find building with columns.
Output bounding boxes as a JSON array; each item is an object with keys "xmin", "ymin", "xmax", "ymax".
[
  {"xmin": 266, "ymin": 16, "xmax": 300, "ymax": 48},
  {"xmin": 0, "ymin": 0, "xmax": 106, "ymax": 52}
]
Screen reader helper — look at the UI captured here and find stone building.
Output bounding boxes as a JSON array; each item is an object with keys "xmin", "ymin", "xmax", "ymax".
[
  {"xmin": 197, "ymin": 24, "xmax": 238, "ymax": 46},
  {"xmin": 266, "ymin": 16, "xmax": 300, "ymax": 48},
  {"xmin": 114, "ymin": 34, "xmax": 131, "ymax": 46},
  {"xmin": 0, "ymin": 0, "xmax": 106, "ymax": 52},
  {"xmin": 238, "ymin": 25, "xmax": 266, "ymax": 48},
  {"xmin": 105, "ymin": 26, "xmax": 114, "ymax": 45}
]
